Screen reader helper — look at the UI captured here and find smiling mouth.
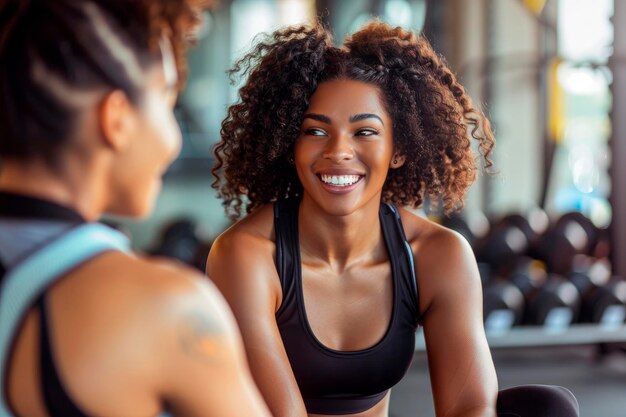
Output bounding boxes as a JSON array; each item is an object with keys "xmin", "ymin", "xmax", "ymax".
[{"xmin": 318, "ymin": 174, "xmax": 364, "ymax": 187}]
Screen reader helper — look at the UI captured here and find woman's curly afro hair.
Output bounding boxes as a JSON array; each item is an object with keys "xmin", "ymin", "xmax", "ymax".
[{"xmin": 213, "ymin": 21, "xmax": 494, "ymax": 221}]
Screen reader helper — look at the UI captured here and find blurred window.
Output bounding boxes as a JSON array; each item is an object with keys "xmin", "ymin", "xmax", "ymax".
[{"xmin": 547, "ymin": 0, "xmax": 613, "ymax": 228}]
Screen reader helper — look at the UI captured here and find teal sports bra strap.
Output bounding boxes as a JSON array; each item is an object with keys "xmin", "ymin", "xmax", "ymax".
[{"xmin": 0, "ymin": 223, "xmax": 130, "ymax": 417}]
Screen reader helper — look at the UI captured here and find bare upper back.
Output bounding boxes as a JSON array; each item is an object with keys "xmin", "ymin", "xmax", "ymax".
[{"xmin": 7, "ymin": 251, "xmax": 227, "ymax": 417}]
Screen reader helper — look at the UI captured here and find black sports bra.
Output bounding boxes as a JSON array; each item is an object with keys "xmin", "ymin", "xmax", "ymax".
[{"xmin": 274, "ymin": 198, "xmax": 421, "ymax": 415}]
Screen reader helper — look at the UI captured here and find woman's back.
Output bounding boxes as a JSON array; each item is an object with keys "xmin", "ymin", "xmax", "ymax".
[
  {"xmin": 0, "ymin": 1, "xmax": 271, "ymax": 416},
  {"xmin": 0, "ymin": 166, "xmax": 267, "ymax": 417}
]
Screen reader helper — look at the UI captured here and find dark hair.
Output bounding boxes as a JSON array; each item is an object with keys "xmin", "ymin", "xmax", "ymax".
[
  {"xmin": 213, "ymin": 21, "xmax": 494, "ymax": 221},
  {"xmin": 0, "ymin": 0, "xmax": 208, "ymax": 165}
]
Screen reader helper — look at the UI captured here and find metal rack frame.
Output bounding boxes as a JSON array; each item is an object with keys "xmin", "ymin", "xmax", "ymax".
[{"xmin": 415, "ymin": 324, "xmax": 626, "ymax": 351}]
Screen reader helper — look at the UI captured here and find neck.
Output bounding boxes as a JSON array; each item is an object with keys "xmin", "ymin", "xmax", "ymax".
[
  {"xmin": 0, "ymin": 158, "xmax": 107, "ymax": 221},
  {"xmin": 298, "ymin": 194, "xmax": 386, "ymax": 271}
]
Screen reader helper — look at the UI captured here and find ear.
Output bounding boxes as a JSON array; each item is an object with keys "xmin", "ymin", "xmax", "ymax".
[
  {"xmin": 99, "ymin": 90, "xmax": 137, "ymax": 152},
  {"xmin": 390, "ymin": 153, "xmax": 406, "ymax": 169}
]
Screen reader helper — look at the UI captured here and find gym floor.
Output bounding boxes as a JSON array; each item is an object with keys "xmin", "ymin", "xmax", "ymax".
[{"xmin": 390, "ymin": 345, "xmax": 626, "ymax": 417}]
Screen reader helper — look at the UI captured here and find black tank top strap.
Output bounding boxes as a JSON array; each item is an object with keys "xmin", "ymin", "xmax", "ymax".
[
  {"xmin": 379, "ymin": 203, "xmax": 420, "ymax": 322},
  {"xmin": 274, "ymin": 198, "xmax": 300, "ymax": 321},
  {"xmin": 37, "ymin": 295, "xmax": 89, "ymax": 417}
]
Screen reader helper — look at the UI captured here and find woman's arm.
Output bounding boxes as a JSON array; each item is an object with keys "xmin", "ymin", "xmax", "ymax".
[
  {"xmin": 207, "ymin": 223, "xmax": 308, "ymax": 417},
  {"xmin": 150, "ymin": 264, "xmax": 273, "ymax": 417},
  {"xmin": 415, "ymin": 226, "xmax": 498, "ymax": 417}
]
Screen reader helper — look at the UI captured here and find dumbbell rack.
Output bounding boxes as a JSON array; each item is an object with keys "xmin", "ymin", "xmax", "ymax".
[{"xmin": 414, "ymin": 324, "xmax": 626, "ymax": 350}]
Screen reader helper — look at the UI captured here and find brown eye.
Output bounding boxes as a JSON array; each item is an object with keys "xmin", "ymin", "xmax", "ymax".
[
  {"xmin": 355, "ymin": 128, "xmax": 378, "ymax": 136},
  {"xmin": 305, "ymin": 128, "xmax": 327, "ymax": 136}
]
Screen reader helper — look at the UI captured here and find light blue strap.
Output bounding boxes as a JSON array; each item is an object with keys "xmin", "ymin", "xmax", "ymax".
[{"xmin": 0, "ymin": 223, "xmax": 130, "ymax": 417}]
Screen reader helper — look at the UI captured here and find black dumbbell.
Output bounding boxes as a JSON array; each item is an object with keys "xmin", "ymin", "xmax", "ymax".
[
  {"xmin": 586, "ymin": 277, "xmax": 626, "ymax": 326},
  {"xmin": 509, "ymin": 257, "xmax": 581, "ymax": 328},
  {"xmin": 480, "ymin": 262, "xmax": 525, "ymax": 334},
  {"xmin": 150, "ymin": 218, "xmax": 201, "ymax": 266},
  {"xmin": 568, "ymin": 256, "xmax": 626, "ymax": 326},
  {"xmin": 535, "ymin": 211, "xmax": 600, "ymax": 275},
  {"xmin": 475, "ymin": 210, "xmax": 548, "ymax": 276}
]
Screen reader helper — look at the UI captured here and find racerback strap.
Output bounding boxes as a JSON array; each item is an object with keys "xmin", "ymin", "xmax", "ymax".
[{"xmin": 0, "ymin": 223, "xmax": 130, "ymax": 417}]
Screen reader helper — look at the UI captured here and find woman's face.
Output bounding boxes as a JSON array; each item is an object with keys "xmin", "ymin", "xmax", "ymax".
[
  {"xmin": 108, "ymin": 59, "xmax": 182, "ymax": 218},
  {"xmin": 294, "ymin": 78, "xmax": 396, "ymax": 216}
]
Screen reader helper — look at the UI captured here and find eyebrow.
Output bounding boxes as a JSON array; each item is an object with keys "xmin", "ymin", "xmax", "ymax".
[
  {"xmin": 302, "ymin": 113, "xmax": 385, "ymax": 126},
  {"xmin": 349, "ymin": 113, "xmax": 384, "ymax": 126},
  {"xmin": 303, "ymin": 113, "xmax": 331, "ymax": 124}
]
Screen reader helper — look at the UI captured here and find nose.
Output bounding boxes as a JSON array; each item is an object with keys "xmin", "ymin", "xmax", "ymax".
[{"xmin": 321, "ymin": 132, "xmax": 354, "ymax": 162}]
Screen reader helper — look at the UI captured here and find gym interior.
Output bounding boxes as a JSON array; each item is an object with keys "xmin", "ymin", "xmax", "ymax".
[{"xmin": 106, "ymin": 1, "xmax": 625, "ymax": 415}]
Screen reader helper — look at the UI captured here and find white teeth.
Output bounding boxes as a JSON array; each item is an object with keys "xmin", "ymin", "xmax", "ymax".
[{"xmin": 320, "ymin": 174, "xmax": 361, "ymax": 186}]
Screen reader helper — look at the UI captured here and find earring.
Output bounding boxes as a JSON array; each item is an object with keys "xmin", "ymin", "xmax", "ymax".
[
  {"xmin": 287, "ymin": 155, "xmax": 294, "ymax": 164},
  {"xmin": 393, "ymin": 159, "xmax": 398, "ymax": 165}
]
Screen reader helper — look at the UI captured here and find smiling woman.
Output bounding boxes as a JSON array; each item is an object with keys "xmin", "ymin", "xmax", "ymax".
[{"xmin": 209, "ymin": 21, "xmax": 579, "ymax": 417}]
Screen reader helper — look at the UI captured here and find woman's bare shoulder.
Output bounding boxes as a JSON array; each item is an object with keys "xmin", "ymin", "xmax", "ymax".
[
  {"xmin": 397, "ymin": 207, "xmax": 479, "ymax": 304},
  {"xmin": 397, "ymin": 208, "xmax": 469, "ymax": 254},
  {"xmin": 81, "ymin": 251, "xmax": 219, "ymax": 303},
  {"xmin": 207, "ymin": 203, "xmax": 281, "ymax": 307},
  {"xmin": 216, "ymin": 203, "xmax": 275, "ymax": 244},
  {"xmin": 53, "ymin": 250, "xmax": 236, "ymax": 353},
  {"xmin": 211, "ymin": 203, "xmax": 276, "ymax": 262}
]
